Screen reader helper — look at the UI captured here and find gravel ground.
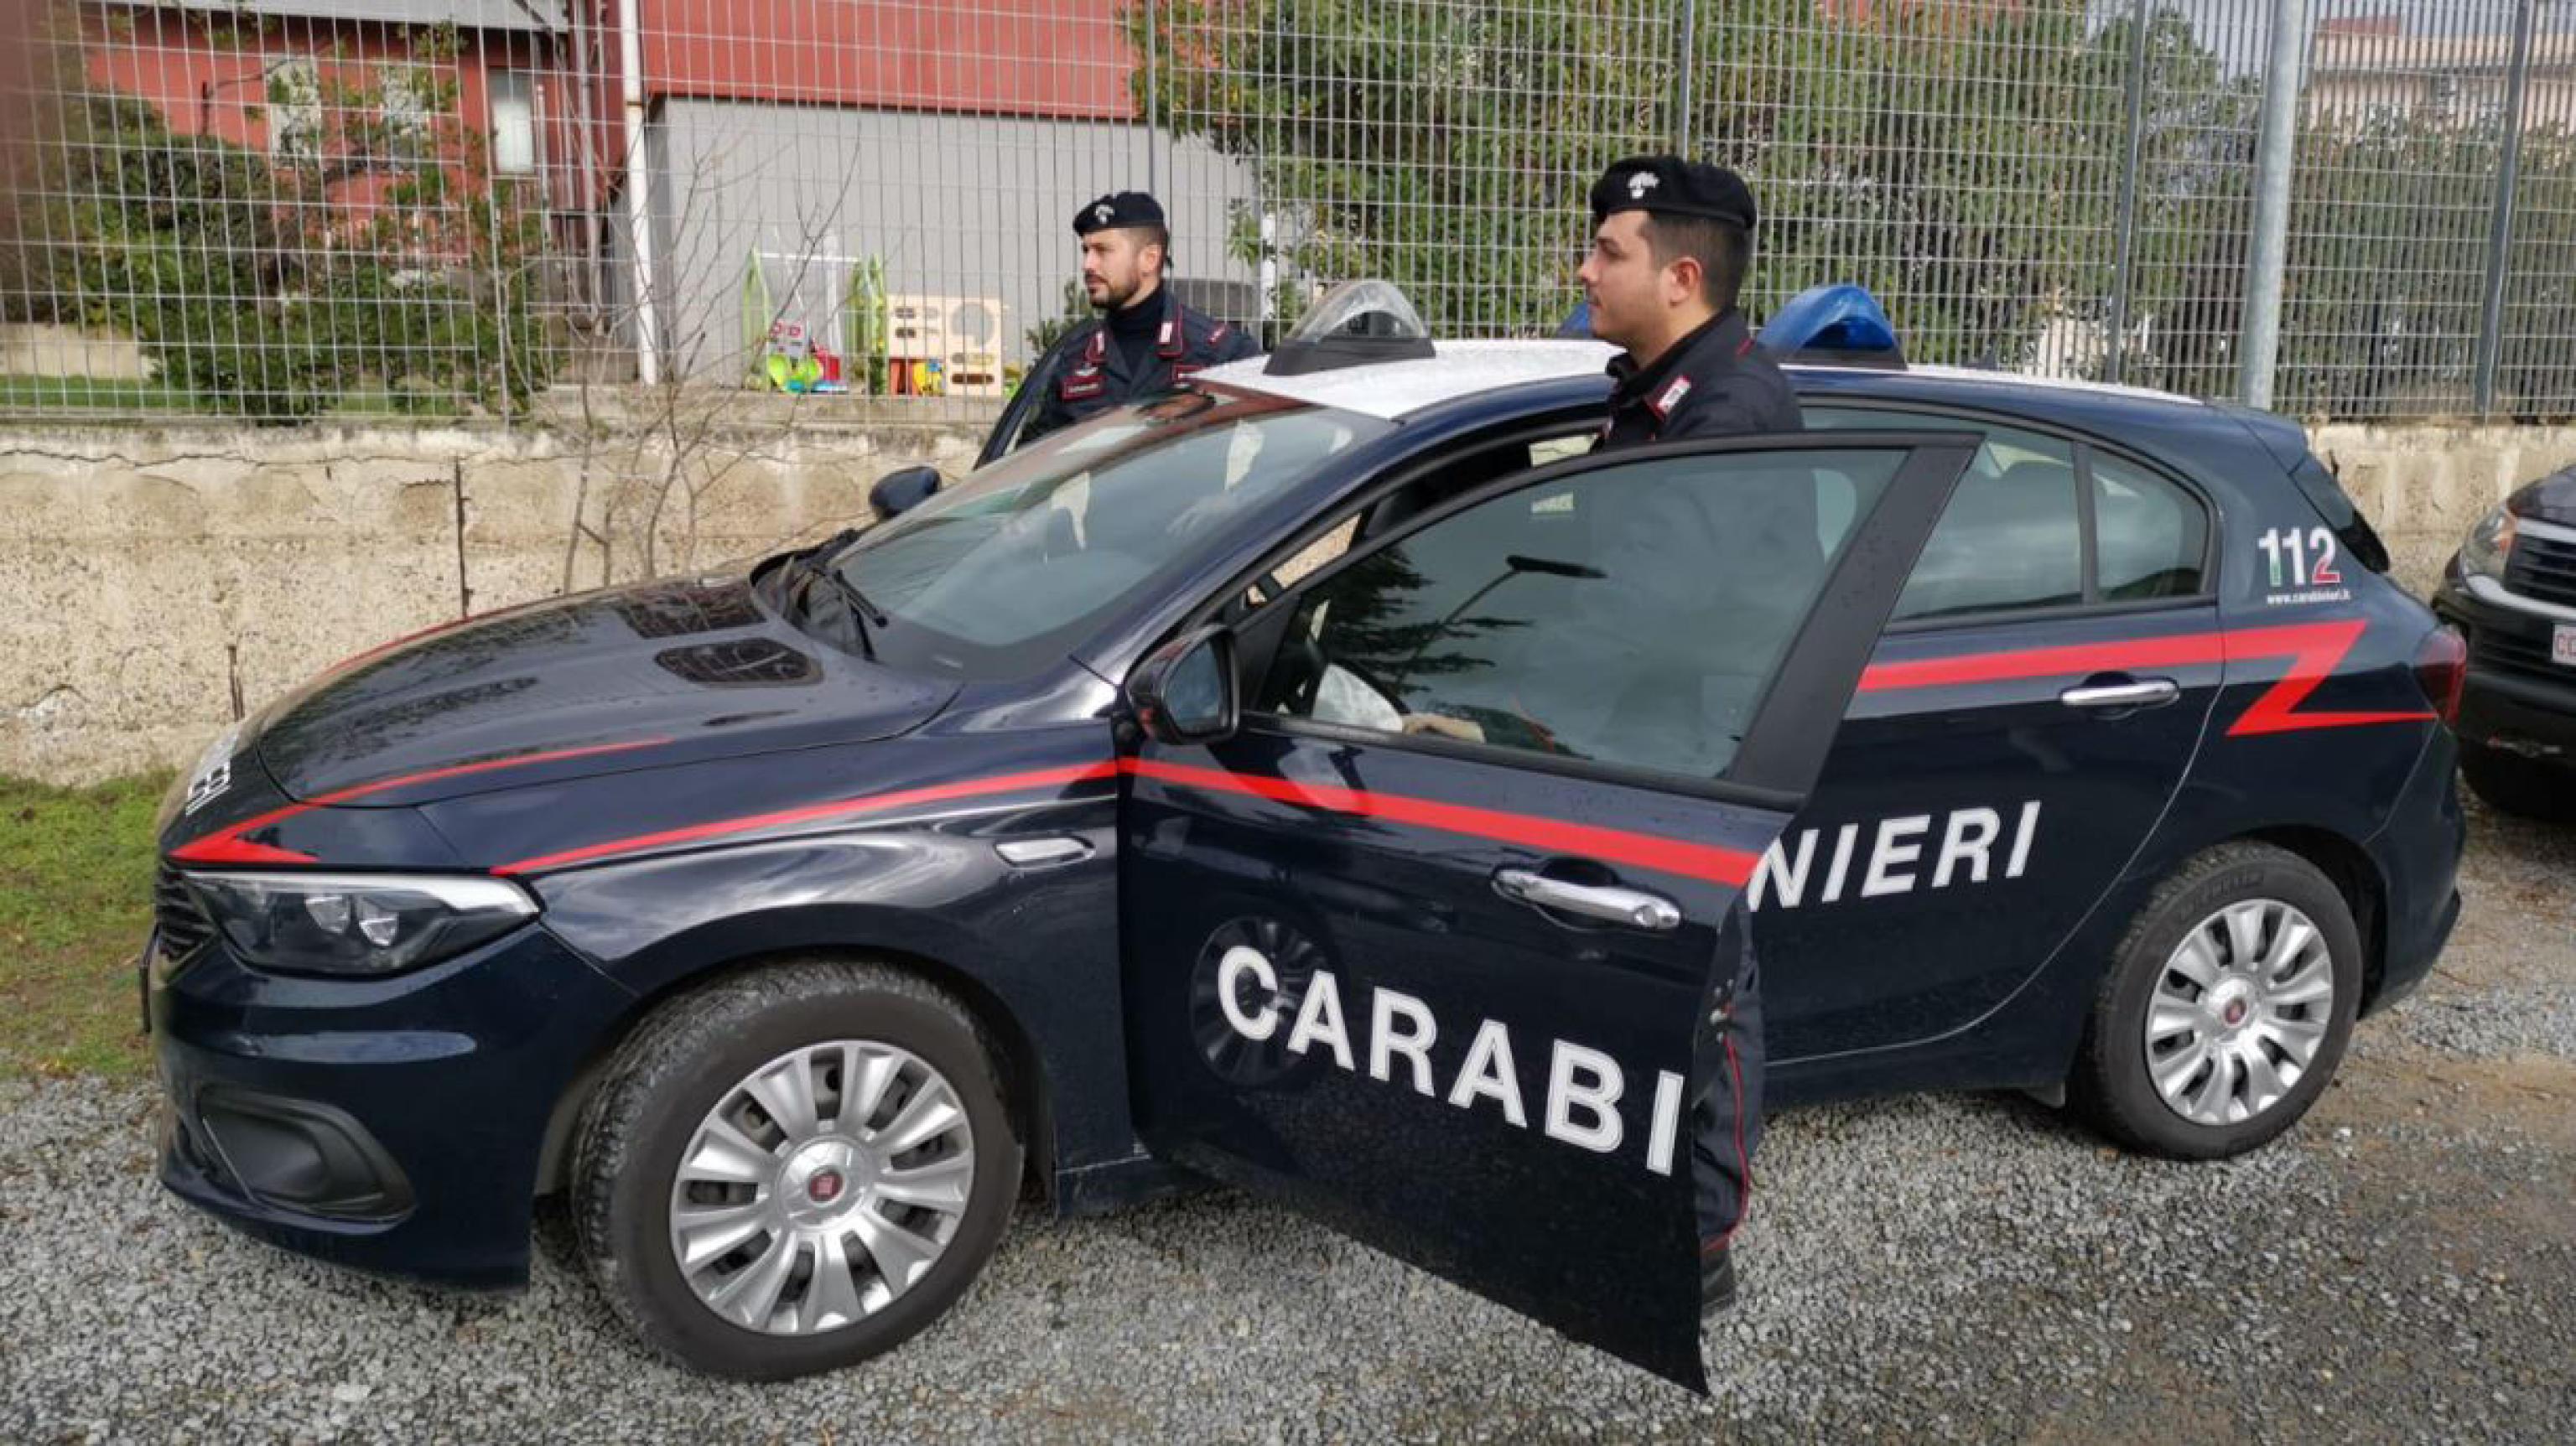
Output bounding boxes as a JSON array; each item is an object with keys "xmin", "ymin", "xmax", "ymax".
[{"xmin": 3, "ymin": 799, "xmax": 2570, "ymax": 1444}]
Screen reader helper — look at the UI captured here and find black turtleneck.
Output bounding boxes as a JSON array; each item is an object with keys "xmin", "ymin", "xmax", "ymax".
[{"xmin": 1105, "ymin": 283, "xmax": 1166, "ymax": 372}]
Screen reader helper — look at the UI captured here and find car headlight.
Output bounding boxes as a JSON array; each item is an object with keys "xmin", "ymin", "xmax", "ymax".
[
  {"xmin": 181, "ymin": 871, "xmax": 538, "ymax": 977},
  {"xmin": 2459, "ymin": 504, "xmax": 2519, "ymax": 581}
]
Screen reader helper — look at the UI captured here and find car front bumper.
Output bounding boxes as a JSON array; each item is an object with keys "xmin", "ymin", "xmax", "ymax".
[
  {"xmin": 2433, "ymin": 571, "xmax": 2576, "ymax": 764},
  {"xmin": 148, "ymin": 915, "xmax": 636, "ymax": 1288}
]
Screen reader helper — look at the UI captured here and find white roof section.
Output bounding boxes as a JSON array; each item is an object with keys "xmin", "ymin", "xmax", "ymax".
[
  {"xmin": 1197, "ymin": 339, "xmax": 1618, "ymax": 421},
  {"xmin": 1200, "ymin": 337, "xmax": 2209, "ymax": 420},
  {"xmin": 1794, "ymin": 361, "xmax": 2210, "ymax": 409}
]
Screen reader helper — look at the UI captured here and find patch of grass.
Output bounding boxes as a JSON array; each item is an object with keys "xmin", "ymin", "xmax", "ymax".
[
  {"xmin": 0, "ymin": 772, "xmax": 170, "ymax": 1080},
  {"xmin": 0, "ymin": 375, "xmax": 212, "ymax": 414},
  {"xmin": 0, "ymin": 376, "xmax": 466, "ymax": 418}
]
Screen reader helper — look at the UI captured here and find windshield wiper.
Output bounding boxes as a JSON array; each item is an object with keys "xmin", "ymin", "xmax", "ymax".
[{"xmin": 785, "ymin": 552, "xmax": 888, "ymax": 658}]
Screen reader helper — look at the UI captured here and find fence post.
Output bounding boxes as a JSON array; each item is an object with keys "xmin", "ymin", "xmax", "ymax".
[
  {"xmin": 617, "ymin": 0, "xmax": 659, "ymax": 387},
  {"xmin": 1673, "ymin": 0, "xmax": 1698, "ymax": 153},
  {"xmin": 1145, "ymin": 2, "xmax": 1161, "ymax": 196},
  {"xmin": 2239, "ymin": 0, "xmax": 2308, "ymax": 412},
  {"xmin": 2475, "ymin": 0, "xmax": 2538, "ymax": 419},
  {"xmin": 2105, "ymin": 0, "xmax": 2151, "ymax": 386}
]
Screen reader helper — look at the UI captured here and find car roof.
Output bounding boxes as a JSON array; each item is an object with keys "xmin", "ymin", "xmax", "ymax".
[
  {"xmin": 1197, "ymin": 339, "xmax": 1620, "ymax": 417},
  {"xmin": 1194, "ymin": 337, "xmax": 2215, "ymax": 425},
  {"xmin": 1195, "ymin": 337, "xmax": 2225, "ymax": 439}
]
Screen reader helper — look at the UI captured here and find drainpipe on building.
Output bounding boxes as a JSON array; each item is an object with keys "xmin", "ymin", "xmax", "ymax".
[{"xmin": 618, "ymin": 0, "xmax": 659, "ymax": 386}]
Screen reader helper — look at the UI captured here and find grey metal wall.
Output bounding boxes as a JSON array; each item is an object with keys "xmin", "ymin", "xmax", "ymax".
[{"xmin": 644, "ymin": 101, "xmax": 1260, "ymax": 386}]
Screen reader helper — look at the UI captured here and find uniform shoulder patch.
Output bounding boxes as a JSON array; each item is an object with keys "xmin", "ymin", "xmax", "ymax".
[{"xmin": 1650, "ymin": 374, "xmax": 1693, "ymax": 419}]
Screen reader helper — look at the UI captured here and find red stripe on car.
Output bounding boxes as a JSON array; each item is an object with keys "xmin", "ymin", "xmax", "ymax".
[
  {"xmin": 1122, "ymin": 757, "xmax": 1759, "ymax": 887},
  {"xmin": 491, "ymin": 761, "xmax": 1123, "ymax": 876},
  {"xmin": 169, "ymin": 739, "xmax": 673, "ymax": 867},
  {"xmin": 1857, "ymin": 619, "xmax": 2433, "ymax": 737}
]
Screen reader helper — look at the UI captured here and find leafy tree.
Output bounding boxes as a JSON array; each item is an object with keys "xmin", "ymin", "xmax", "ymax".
[
  {"xmin": 1131, "ymin": 0, "xmax": 2576, "ymax": 419},
  {"xmin": 1693, "ymin": 0, "xmax": 2134, "ymax": 367},
  {"xmin": 1135, "ymin": 0, "xmax": 1668, "ymax": 336},
  {"xmin": 0, "ymin": 13, "xmax": 548, "ymax": 419}
]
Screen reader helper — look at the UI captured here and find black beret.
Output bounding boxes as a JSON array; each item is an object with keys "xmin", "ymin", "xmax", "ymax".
[
  {"xmin": 1072, "ymin": 191, "xmax": 1166, "ymax": 236},
  {"xmin": 1588, "ymin": 156, "xmax": 1757, "ymax": 231}
]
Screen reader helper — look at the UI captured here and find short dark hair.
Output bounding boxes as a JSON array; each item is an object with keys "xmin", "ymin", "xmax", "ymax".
[
  {"xmin": 1139, "ymin": 223, "xmax": 1171, "ymax": 272},
  {"xmin": 1640, "ymin": 213, "xmax": 1749, "ymax": 311}
]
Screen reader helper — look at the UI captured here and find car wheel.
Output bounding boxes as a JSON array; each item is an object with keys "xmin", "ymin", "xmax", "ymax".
[
  {"xmin": 2071, "ymin": 842, "xmax": 2360, "ymax": 1160},
  {"xmin": 571, "ymin": 961, "xmax": 1021, "ymax": 1379},
  {"xmin": 2460, "ymin": 743, "xmax": 2576, "ymax": 823}
]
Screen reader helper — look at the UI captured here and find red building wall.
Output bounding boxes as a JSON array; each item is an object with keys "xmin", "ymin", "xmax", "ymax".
[
  {"xmin": 80, "ymin": 7, "xmax": 582, "ymax": 220},
  {"xmin": 629, "ymin": 0, "xmax": 1136, "ymax": 117}
]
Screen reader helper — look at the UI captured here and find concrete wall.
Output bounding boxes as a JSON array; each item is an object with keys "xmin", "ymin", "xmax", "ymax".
[
  {"xmin": 2, "ymin": 401, "xmax": 991, "ymax": 784},
  {"xmin": 5, "ymin": 414, "xmax": 2573, "ymax": 786},
  {"xmin": 2309, "ymin": 422, "xmax": 2576, "ymax": 588}
]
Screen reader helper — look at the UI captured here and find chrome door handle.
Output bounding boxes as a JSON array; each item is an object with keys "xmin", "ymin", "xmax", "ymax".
[
  {"xmin": 1494, "ymin": 868, "xmax": 1682, "ymax": 930},
  {"xmin": 2059, "ymin": 678, "xmax": 2180, "ymax": 711}
]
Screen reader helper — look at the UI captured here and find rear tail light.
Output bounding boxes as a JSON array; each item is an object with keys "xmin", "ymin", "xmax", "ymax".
[{"xmin": 2414, "ymin": 624, "xmax": 2468, "ymax": 728}]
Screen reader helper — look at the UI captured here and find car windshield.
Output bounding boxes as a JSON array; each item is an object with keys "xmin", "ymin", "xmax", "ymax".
[{"xmin": 798, "ymin": 391, "xmax": 1389, "ymax": 678}]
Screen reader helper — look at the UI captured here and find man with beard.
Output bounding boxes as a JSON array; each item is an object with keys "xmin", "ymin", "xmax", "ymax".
[{"xmin": 1020, "ymin": 191, "xmax": 1259, "ymax": 444}]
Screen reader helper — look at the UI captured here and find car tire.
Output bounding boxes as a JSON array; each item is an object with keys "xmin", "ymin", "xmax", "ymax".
[
  {"xmin": 570, "ymin": 961, "xmax": 1021, "ymax": 1380},
  {"xmin": 2070, "ymin": 842, "xmax": 2360, "ymax": 1160},
  {"xmin": 2460, "ymin": 743, "xmax": 2576, "ymax": 823}
]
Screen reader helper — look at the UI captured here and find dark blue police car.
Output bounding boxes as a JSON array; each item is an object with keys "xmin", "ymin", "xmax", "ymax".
[{"xmin": 146, "ymin": 285, "xmax": 2464, "ymax": 1390}]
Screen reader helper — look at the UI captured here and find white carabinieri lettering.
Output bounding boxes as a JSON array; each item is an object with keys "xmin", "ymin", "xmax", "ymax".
[
  {"xmin": 1750, "ymin": 801, "xmax": 2042, "ymax": 912},
  {"xmin": 1222, "ymin": 955, "xmax": 1688, "ymax": 1174}
]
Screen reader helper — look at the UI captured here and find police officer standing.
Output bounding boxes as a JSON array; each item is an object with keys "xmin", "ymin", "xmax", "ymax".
[
  {"xmin": 1019, "ymin": 191, "xmax": 1259, "ymax": 446},
  {"xmin": 1577, "ymin": 153, "xmax": 1799, "ymax": 1318},
  {"xmin": 1579, "ymin": 156, "xmax": 1800, "ymax": 446}
]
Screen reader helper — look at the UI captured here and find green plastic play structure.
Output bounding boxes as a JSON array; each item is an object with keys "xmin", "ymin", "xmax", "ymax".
[{"xmin": 742, "ymin": 250, "xmax": 891, "ymax": 395}]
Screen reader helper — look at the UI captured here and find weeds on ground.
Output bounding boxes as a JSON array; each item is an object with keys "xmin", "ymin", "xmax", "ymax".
[{"xmin": 0, "ymin": 773, "xmax": 167, "ymax": 1079}]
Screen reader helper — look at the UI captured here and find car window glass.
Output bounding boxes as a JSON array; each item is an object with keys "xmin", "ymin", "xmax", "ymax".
[
  {"xmin": 2092, "ymin": 451, "xmax": 2209, "ymax": 601},
  {"xmin": 1254, "ymin": 448, "xmax": 1905, "ymax": 780},
  {"xmin": 1802, "ymin": 406, "xmax": 2081, "ymax": 622},
  {"xmin": 1239, "ymin": 427, "xmax": 1599, "ymax": 608},
  {"xmin": 829, "ymin": 393, "xmax": 1389, "ymax": 677}
]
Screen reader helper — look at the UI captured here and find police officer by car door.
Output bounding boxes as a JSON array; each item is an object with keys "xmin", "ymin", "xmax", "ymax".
[
  {"xmin": 1576, "ymin": 153, "xmax": 1802, "ymax": 1314},
  {"xmin": 980, "ymin": 191, "xmax": 1260, "ymax": 463}
]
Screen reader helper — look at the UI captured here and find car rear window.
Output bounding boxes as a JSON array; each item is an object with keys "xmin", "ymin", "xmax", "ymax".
[{"xmin": 2287, "ymin": 456, "xmax": 2392, "ymax": 575}]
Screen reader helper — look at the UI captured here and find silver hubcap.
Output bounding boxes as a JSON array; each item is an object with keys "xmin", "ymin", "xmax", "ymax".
[
  {"xmin": 2146, "ymin": 899, "xmax": 2336, "ymax": 1127},
  {"xmin": 668, "ymin": 1041, "xmax": 975, "ymax": 1335}
]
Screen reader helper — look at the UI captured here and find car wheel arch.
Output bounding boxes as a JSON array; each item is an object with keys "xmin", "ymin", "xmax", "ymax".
[
  {"xmin": 2236, "ymin": 823, "xmax": 2389, "ymax": 1012},
  {"xmin": 531, "ymin": 944, "xmax": 1057, "ymax": 1209}
]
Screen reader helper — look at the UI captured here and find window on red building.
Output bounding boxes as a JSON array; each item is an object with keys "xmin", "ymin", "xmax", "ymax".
[{"xmin": 490, "ymin": 71, "xmax": 537, "ymax": 176}]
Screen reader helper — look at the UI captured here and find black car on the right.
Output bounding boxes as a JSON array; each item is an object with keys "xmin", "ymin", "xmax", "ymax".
[{"xmin": 2435, "ymin": 466, "xmax": 2576, "ymax": 821}]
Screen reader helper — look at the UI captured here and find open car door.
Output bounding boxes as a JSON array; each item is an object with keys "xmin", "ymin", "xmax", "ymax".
[{"xmin": 1118, "ymin": 433, "xmax": 1976, "ymax": 1389}]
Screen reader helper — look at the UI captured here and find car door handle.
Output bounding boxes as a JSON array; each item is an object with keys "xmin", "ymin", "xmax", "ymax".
[
  {"xmin": 2059, "ymin": 678, "xmax": 2180, "ymax": 711},
  {"xmin": 1493, "ymin": 868, "xmax": 1682, "ymax": 930}
]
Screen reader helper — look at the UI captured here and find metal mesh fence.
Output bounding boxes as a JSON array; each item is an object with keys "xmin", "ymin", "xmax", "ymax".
[{"xmin": 3, "ymin": 0, "xmax": 2573, "ymax": 425}]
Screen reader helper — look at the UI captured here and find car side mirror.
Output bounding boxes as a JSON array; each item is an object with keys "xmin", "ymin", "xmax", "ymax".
[
  {"xmin": 870, "ymin": 465, "xmax": 942, "ymax": 519},
  {"xmin": 1128, "ymin": 625, "xmax": 1239, "ymax": 746}
]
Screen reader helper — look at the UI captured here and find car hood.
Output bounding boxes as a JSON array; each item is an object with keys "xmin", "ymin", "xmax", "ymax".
[
  {"xmin": 251, "ymin": 574, "xmax": 957, "ymax": 805},
  {"xmin": 2513, "ymin": 468, "xmax": 2576, "ymax": 528}
]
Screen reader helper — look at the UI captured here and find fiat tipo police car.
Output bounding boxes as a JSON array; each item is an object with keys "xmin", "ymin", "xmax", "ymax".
[{"xmin": 147, "ymin": 284, "xmax": 2464, "ymax": 1389}]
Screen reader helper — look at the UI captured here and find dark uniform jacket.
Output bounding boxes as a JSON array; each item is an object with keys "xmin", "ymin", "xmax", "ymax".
[
  {"xmin": 1591, "ymin": 303, "xmax": 1798, "ymax": 1265},
  {"xmin": 1023, "ymin": 287, "xmax": 1259, "ymax": 443},
  {"xmin": 1597, "ymin": 308, "xmax": 1801, "ymax": 450}
]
